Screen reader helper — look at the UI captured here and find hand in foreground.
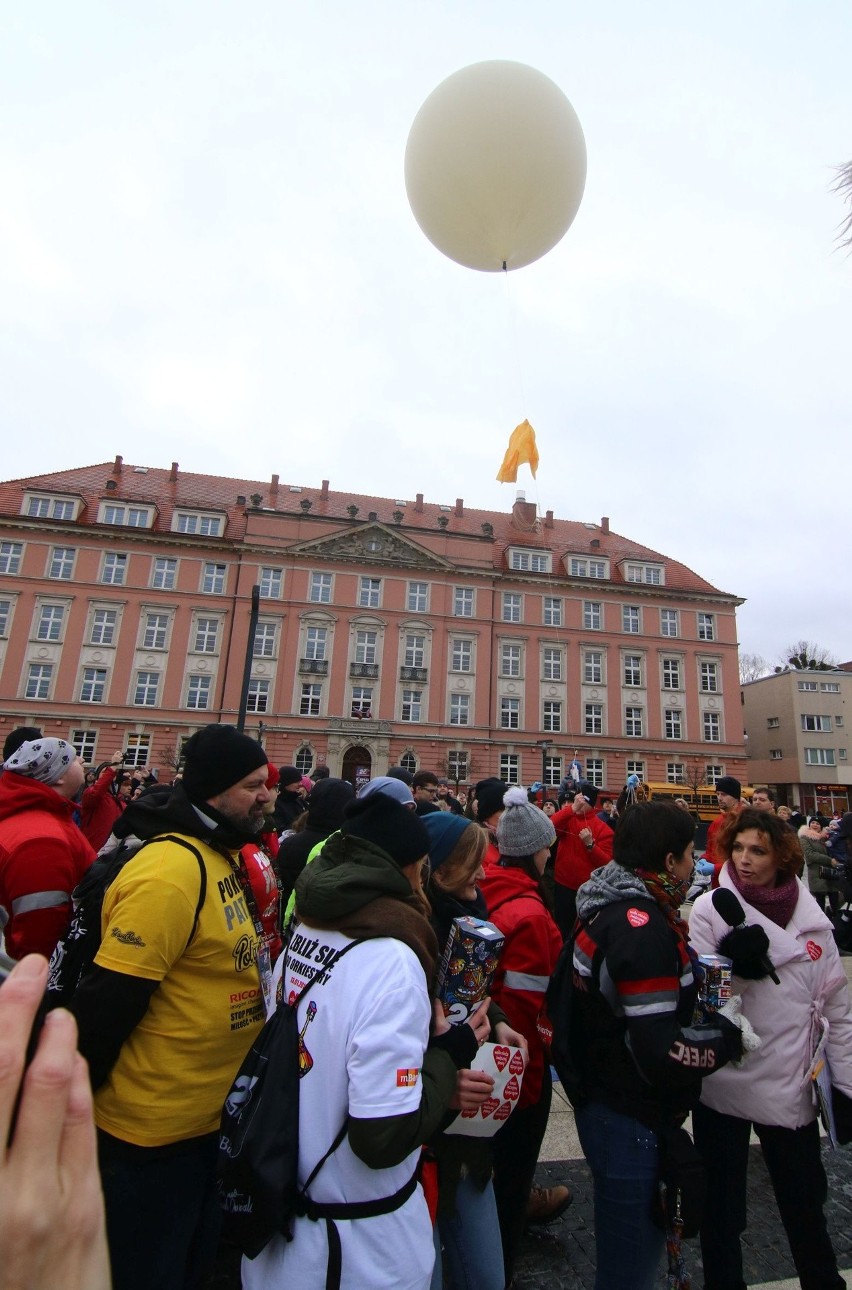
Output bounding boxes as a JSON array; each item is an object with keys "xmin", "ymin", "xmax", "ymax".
[
  {"xmin": 492, "ymin": 1021, "xmax": 528, "ymax": 1063},
  {"xmin": 449, "ymin": 1068, "xmax": 495, "ymax": 1111},
  {"xmin": 718, "ymin": 924, "xmax": 772, "ymax": 980},
  {"xmin": 0, "ymin": 956, "xmax": 111, "ymax": 1290},
  {"xmin": 467, "ymin": 998, "xmax": 492, "ymax": 1048}
]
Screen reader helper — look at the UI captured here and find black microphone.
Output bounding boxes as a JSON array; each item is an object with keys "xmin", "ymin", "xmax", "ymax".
[{"xmin": 711, "ymin": 888, "xmax": 780, "ymax": 984}]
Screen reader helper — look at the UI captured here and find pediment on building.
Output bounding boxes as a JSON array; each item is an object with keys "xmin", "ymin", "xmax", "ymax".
[{"xmin": 288, "ymin": 523, "xmax": 452, "ymax": 570}]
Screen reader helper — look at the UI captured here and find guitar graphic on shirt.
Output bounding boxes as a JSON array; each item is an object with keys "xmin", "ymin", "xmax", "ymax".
[{"xmin": 298, "ymin": 1000, "xmax": 317, "ymax": 1077}]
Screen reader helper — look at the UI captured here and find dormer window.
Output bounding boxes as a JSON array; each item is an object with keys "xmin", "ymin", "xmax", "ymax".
[
  {"xmin": 98, "ymin": 502, "xmax": 154, "ymax": 528},
  {"xmin": 623, "ymin": 561, "xmax": 665, "ymax": 585},
  {"xmin": 172, "ymin": 511, "xmax": 225, "ymax": 537},
  {"xmin": 509, "ymin": 548, "xmax": 552, "ymax": 573},
  {"xmin": 22, "ymin": 492, "xmax": 80, "ymax": 521},
  {"xmin": 568, "ymin": 556, "xmax": 609, "ymax": 579}
]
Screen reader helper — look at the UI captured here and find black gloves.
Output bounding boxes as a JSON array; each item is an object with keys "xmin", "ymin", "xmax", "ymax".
[
  {"xmin": 428, "ymin": 1021, "xmax": 479, "ymax": 1069},
  {"xmin": 718, "ymin": 924, "xmax": 772, "ymax": 980}
]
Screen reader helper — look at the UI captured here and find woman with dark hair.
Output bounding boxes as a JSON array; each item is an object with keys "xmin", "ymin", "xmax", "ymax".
[
  {"xmin": 564, "ymin": 801, "xmax": 743, "ymax": 1290},
  {"xmin": 690, "ymin": 808, "xmax": 852, "ymax": 1290},
  {"xmin": 478, "ymin": 787, "xmax": 568, "ymax": 1283}
]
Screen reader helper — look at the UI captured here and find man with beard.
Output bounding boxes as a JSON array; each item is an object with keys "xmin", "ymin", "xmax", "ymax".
[{"xmin": 71, "ymin": 724, "xmax": 270, "ymax": 1290}]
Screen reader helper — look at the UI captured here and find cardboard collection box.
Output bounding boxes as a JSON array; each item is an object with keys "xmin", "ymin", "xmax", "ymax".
[{"xmin": 435, "ymin": 916, "xmax": 505, "ymax": 1025}]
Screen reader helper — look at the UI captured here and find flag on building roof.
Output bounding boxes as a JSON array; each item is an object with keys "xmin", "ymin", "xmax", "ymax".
[{"xmin": 496, "ymin": 419, "xmax": 539, "ymax": 483}]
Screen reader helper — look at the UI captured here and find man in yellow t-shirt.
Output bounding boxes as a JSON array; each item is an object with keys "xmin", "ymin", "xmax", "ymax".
[{"xmin": 72, "ymin": 724, "xmax": 270, "ymax": 1290}]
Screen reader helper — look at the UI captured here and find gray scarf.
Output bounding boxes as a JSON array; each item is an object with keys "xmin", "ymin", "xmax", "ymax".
[{"xmin": 576, "ymin": 860, "xmax": 650, "ymax": 920}]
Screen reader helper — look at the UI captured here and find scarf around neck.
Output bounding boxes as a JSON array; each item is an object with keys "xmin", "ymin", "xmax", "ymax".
[
  {"xmin": 634, "ymin": 867, "xmax": 691, "ymax": 947},
  {"xmin": 728, "ymin": 863, "xmax": 799, "ymax": 928}
]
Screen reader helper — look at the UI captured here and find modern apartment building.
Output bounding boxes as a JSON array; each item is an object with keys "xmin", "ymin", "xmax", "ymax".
[
  {"xmin": 0, "ymin": 457, "xmax": 746, "ymax": 790},
  {"xmin": 742, "ymin": 669, "xmax": 852, "ymax": 816}
]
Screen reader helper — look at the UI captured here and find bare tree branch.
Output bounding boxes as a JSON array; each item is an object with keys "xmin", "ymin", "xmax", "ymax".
[
  {"xmin": 739, "ymin": 651, "xmax": 770, "ymax": 684},
  {"xmin": 779, "ymin": 640, "xmax": 838, "ymax": 671},
  {"xmin": 834, "ymin": 161, "xmax": 852, "ymax": 251}
]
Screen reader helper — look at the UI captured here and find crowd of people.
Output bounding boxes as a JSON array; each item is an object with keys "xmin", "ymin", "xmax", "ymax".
[{"xmin": 2, "ymin": 723, "xmax": 852, "ymax": 1290}]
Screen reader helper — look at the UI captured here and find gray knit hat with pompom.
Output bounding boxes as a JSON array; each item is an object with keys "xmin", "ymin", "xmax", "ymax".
[{"xmin": 496, "ymin": 786, "xmax": 556, "ymax": 856}]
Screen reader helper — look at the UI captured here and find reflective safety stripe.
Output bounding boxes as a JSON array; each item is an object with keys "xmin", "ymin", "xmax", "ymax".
[
  {"xmin": 10, "ymin": 890, "xmax": 70, "ymax": 915},
  {"xmin": 503, "ymin": 970, "xmax": 549, "ymax": 993}
]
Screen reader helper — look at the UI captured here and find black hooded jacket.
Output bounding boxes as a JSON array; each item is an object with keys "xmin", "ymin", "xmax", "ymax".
[{"xmin": 276, "ymin": 777, "xmax": 355, "ymax": 905}]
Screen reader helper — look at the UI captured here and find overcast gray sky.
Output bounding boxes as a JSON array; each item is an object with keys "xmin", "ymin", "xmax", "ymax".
[{"xmin": 2, "ymin": 2, "xmax": 850, "ymax": 665}]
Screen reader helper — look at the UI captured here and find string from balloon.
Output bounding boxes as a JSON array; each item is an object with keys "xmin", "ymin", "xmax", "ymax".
[{"xmin": 501, "ymin": 265, "xmax": 545, "ymax": 530}]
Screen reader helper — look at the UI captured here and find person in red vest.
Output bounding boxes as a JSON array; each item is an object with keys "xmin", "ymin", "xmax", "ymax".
[
  {"xmin": 80, "ymin": 752, "xmax": 134, "ymax": 852},
  {"xmin": 550, "ymin": 783, "xmax": 613, "ymax": 937},
  {"xmin": 704, "ymin": 776, "xmax": 744, "ymax": 888}
]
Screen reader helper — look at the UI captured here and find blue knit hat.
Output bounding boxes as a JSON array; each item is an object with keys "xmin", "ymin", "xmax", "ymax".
[{"xmin": 422, "ymin": 812, "xmax": 472, "ymax": 870}]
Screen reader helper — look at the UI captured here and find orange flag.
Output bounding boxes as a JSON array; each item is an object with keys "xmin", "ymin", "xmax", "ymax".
[{"xmin": 496, "ymin": 419, "xmax": 539, "ymax": 483}]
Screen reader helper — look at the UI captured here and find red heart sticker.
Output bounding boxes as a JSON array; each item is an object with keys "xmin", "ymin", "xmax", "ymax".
[
  {"xmin": 492, "ymin": 1046, "xmax": 511, "ymax": 1071},
  {"xmin": 480, "ymin": 1098, "xmax": 500, "ymax": 1118},
  {"xmin": 509, "ymin": 1051, "xmax": 524, "ymax": 1075},
  {"xmin": 504, "ymin": 1074, "xmax": 520, "ymax": 1102},
  {"xmin": 460, "ymin": 1107, "xmax": 478, "ymax": 1119},
  {"xmin": 627, "ymin": 907, "xmax": 650, "ymax": 928},
  {"xmin": 493, "ymin": 1101, "xmax": 512, "ymax": 1121},
  {"xmin": 806, "ymin": 940, "xmax": 823, "ymax": 961}
]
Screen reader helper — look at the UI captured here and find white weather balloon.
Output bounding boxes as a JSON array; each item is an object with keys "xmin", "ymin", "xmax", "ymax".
[{"xmin": 405, "ymin": 60, "xmax": 587, "ymax": 273}]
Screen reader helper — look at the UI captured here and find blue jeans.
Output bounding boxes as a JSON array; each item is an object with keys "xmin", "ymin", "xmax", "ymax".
[
  {"xmin": 430, "ymin": 1175, "xmax": 504, "ymax": 1290},
  {"xmin": 575, "ymin": 1102, "xmax": 663, "ymax": 1290}
]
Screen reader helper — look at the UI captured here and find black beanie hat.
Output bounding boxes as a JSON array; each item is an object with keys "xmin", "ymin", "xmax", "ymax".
[
  {"xmin": 716, "ymin": 776, "xmax": 742, "ymax": 800},
  {"xmin": 341, "ymin": 793, "xmax": 430, "ymax": 867},
  {"xmin": 278, "ymin": 765, "xmax": 302, "ymax": 788},
  {"xmin": 475, "ymin": 778, "xmax": 509, "ymax": 823},
  {"xmin": 182, "ymin": 725, "xmax": 268, "ymax": 802}
]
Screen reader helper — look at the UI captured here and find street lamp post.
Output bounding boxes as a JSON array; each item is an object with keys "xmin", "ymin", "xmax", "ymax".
[{"xmin": 535, "ymin": 739, "xmax": 552, "ymax": 802}]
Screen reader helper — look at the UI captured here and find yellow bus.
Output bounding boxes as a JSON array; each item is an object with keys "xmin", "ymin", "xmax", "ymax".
[{"xmin": 641, "ymin": 782, "xmax": 753, "ymax": 824}]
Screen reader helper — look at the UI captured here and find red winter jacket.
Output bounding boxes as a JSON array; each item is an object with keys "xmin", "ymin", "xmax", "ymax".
[
  {"xmin": 479, "ymin": 860, "xmax": 562, "ymax": 1108},
  {"xmin": 0, "ymin": 773, "xmax": 95, "ymax": 960},
  {"xmin": 551, "ymin": 803, "xmax": 613, "ymax": 890},
  {"xmin": 80, "ymin": 765, "xmax": 126, "ymax": 852}
]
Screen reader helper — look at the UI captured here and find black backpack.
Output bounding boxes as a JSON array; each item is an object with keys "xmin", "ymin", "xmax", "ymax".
[
  {"xmin": 546, "ymin": 930, "xmax": 593, "ymax": 1109},
  {"xmin": 46, "ymin": 834, "xmax": 207, "ymax": 1009}
]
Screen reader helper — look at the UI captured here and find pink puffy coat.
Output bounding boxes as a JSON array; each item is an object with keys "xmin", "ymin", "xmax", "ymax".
[{"xmin": 689, "ymin": 864, "xmax": 852, "ymax": 1129}]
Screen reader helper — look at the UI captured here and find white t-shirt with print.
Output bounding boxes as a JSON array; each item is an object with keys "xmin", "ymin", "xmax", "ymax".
[{"xmin": 241, "ymin": 924, "xmax": 435, "ymax": 1290}]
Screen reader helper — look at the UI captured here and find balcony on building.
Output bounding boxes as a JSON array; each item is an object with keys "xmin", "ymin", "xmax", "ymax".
[
  {"xmin": 350, "ymin": 662, "xmax": 379, "ymax": 679},
  {"xmin": 400, "ymin": 665, "xmax": 428, "ymax": 683},
  {"xmin": 299, "ymin": 658, "xmax": 329, "ymax": 675}
]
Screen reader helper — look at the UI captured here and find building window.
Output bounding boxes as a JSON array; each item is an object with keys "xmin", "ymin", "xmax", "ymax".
[
  {"xmin": 300, "ymin": 683, "xmax": 322, "ymax": 716},
  {"xmin": 625, "ymin": 706, "xmax": 643, "ymax": 737},
  {"xmin": 703, "ymin": 712, "xmax": 721, "ymax": 742},
  {"xmin": 309, "ymin": 572, "xmax": 332, "ymax": 604},
  {"xmin": 660, "ymin": 610, "xmax": 679, "ymax": 638},
  {"xmin": 705, "ymin": 765, "xmax": 724, "ymax": 785},
  {"xmin": 401, "ymin": 751, "xmax": 418, "ymax": 776},
  {"xmin": 151, "ymin": 557, "xmax": 177, "ymax": 590},
  {"xmin": 25, "ymin": 663, "xmax": 53, "ymax": 700},
  {"xmin": 90, "ymin": 608, "xmax": 117, "ymax": 646},
  {"xmin": 186, "ymin": 675, "xmax": 212, "ymax": 710},
  {"xmin": 664, "ymin": 709, "xmax": 683, "ymax": 740},
  {"xmin": 0, "ymin": 542, "xmax": 23, "ymax": 576},
  {"xmin": 71, "ymin": 730, "xmax": 98, "ymax": 764},
  {"xmin": 662, "ymin": 658, "xmax": 681, "ymax": 690},
  {"xmin": 125, "ymin": 736, "xmax": 151, "ymax": 768},
  {"xmin": 253, "ymin": 621, "xmax": 277, "ymax": 659},
  {"xmin": 583, "ymin": 601, "xmax": 602, "ymax": 631},
  {"xmin": 101, "ymin": 552, "xmax": 127, "ymax": 586},
  {"xmin": 698, "ymin": 613, "xmax": 715, "ymax": 641},
  {"xmin": 543, "ymin": 647, "xmax": 562, "ymax": 681},
  {"xmin": 797, "ymin": 680, "xmax": 818, "ymax": 692},
  {"xmin": 623, "ymin": 654, "xmax": 642, "ymax": 687},
  {"xmin": 666, "ymin": 762, "xmax": 685, "ymax": 784},
  {"xmin": 142, "ymin": 613, "xmax": 169, "ymax": 650},
  {"xmin": 570, "ymin": 557, "xmax": 607, "ymax": 578},
  {"xmin": 626, "ymin": 759, "xmax": 646, "ymax": 780},
  {"xmin": 201, "ymin": 563, "xmax": 226, "ymax": 595},
  {"xmin": 101, "ymin": 504, "xmax": 151, "ymax": 527},
  {"xmin": 449, "ymin": 693, "xmax": 470, "ymax": 726},
  {"xmin": 543, "ymin": 700, "xmax": 562, "ymax": 733},
  {"xmin": 80, "ymin": 667, "xmax": 107, "ymax": 703},
  {"xmin": 511, "ymin": 549, "xmax": 551, "ymax": 572},
  {"xmin": 0, "ymin": 600, "xmax": 10, "ymax": 636},
  {"xmin": 586, "ymin": 758, "xmax": 604, "ymax": 788},
  {"xmin": 403, "ymin": 634, "xmax": 426, "ymax": 668},
  {"xmin": 354, "ymin": 631, "xmax": 377, "ymax": 665},
  {"xmin": 837, "ymin": 717, "xmax": 844, "ymax": 728},
  {"xmin": 622, "ymin": 605, "xmax": 640, "ymax": 634},
  {"xmin": 500, "ymin": 697, "xmax": 520, "ymax": 730},
  {"xmin": 259, "ymin": 567, "xmax": 283, "ymax": 598},
  {"xmin": 350, "ymin": 687, "xmax": 372, "ymax": 718},
  {"xmin": 543, "ymin": 596, "xmax": 563, "ymax": 627},
  {"xmin": 499, "ymin": 754, "xmax": 520, "ymax": 785},
  {"xmin": 625, "ymin": 562, "xmax": 663, "ymax": 585},
  {"xmin": 801, "ymin": 714, "xmax": 832, "ymax": 732},
  {"xmin": 36, "ymin": 604, "xmax": 65, "ymax": 642},
  {"xmin": 544, "ymin": 755, "xmax": 561, "ymax": 787},
  {"xmin": 453, "ymin": 587, "xmax": 474, "ymax": 618},
  {"xmin": 770, "ymin": 749, "xmax": 783, "ymax": 760},
  {"xmin": 767, "ymin": 716, "xmax": 780, "ymax": 728},
  {"xmin": 804, "ymin": 747, "xmax": 836, "ymax": 766},
  {"xmin": 192, "ymin": 618, "xmax": 219, "ymax": 654},
  {"xmin": 401, "ymin": 689, "xmax": 422, "ymax": 722},
  {"xmin": 502, "ymin": 593, "xmax": 522, "ymax": 623},
  {"xmin": 585, "ymin": 703, "xmax": 604, "ymax": 735},
  {"xmin": 246, "ymin": 680, "xmax": 270, "ymax": 713},
  {"xmin": 700, "ymin": 662, "xmax": 719, "ymax": 693},
  {"xmin": 27, "ymin": 495, "xmax": 75, "ymax": 520},
  {"xmin": 450, "ymin": 639, "xmax": 473, "ymax": 673},
  {"xmin": 821, "ymin": 682, "xmax": 841, "ymax": 693},
  {"xmin": 501, "ymin": 644, "xmax": 522, "ymax": 677},
  {"xmin": 583, "ymin": 651, "xmax": 603, "ymax": 684},
  {"xmin": 407, "ymin": 581, "xmax": 428, "ymax": 612},
  {"xmin": 359, "ymin": 577, "xmax": 381, "ymax": 609},
  {"xmin": 840, "ymin": 749, "xmax": 848, "ymax": 761},
  {"xmin": 304, "ymin": 626, "xmax": 327, "ymax": 660},
  {"xmin": 175, "ymin": 512, "xmax": 222, "ymax": 537},
  {"xmin": 448, "ymin": 751, "xmax": 469, "ymax": 783},
  {"xmin": 294, "ymin": 746, "xmax": 313, "ymax": 775},
  {"xmin": 49, "ymin": 547, "xmax": 75, "ymax": 580},
  {"xmin": 134, "ymin": 671, "xmax": 160, "ymax": 706}
]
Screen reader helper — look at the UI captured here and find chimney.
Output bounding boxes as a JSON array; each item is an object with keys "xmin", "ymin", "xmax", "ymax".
[
  {"xmin": 169, "ymin": 462, "xmax": 178, "ymax": 482},
  {"xmin": 415, "ymin": 493, "xmax": 424, "ymax": 513},
  {"xmin": 545, "ymin": 509, "xmax": 554, "ymax": 528},
  {"xmin": 320, "ymin": 479, "xmax": 329, "ymax": 500},
  {"xmin": 601, "ymin": 516, "xmax": 610, "ymax": 535},
  {"xmin": 270, "ymin": 474, "xmax": 279, "ymax": 496},
  {"xmin": 511, "ymin": 491, "xmax": 537, "ymax": 530},
  {"xmin": 113, "ymin": 455, "xmax": 123, "ymax": 475},
  {"xmin": 454, "ymin": 498, "xmax": 464, "ymax": 517}
]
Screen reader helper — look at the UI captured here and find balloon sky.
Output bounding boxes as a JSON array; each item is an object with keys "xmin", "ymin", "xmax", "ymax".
[{"xmin": 2, "ymin": 2, "xmax": 850, "ymax": 665}]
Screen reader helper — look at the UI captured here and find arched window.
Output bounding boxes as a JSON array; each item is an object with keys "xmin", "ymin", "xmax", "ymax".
[
  {"xmin": 295, "ymin": 745, "xmax": 314, "ymax": 775},
  {"xmin": 401, "ymin": 750, "xmax": 417, "ymax": 776}
]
